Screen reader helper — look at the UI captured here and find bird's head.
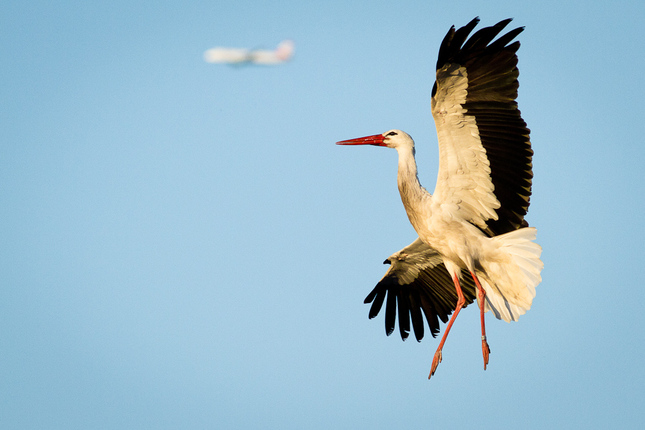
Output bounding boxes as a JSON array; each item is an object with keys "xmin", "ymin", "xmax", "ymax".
[{"xmin": 336, "ymin": 129, "xmax": 414, "ymax": 150}]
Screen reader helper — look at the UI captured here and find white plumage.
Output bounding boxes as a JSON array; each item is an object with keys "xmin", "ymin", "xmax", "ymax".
[{"xmin": 337, "ymin": 18, "xmax": 543, "ymax": 379}]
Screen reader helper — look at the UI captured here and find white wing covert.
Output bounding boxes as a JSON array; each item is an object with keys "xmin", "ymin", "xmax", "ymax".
[{"xmin": 430, "ymin": 18, "xmax": 533, "ymax": 237}]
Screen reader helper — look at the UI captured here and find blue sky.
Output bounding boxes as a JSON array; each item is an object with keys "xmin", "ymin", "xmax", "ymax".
[{"xmin": 2, "ymin": 0, "xmax": 645, "ymax": 428}]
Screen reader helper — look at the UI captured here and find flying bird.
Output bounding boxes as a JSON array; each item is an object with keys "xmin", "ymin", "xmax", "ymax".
[
  {"xmin": 337, "ymin": 17, "xmax": 543, "ymax": 379},
  {"xmin": 203, "ymin": 40, "xmax": 294, "ymax": 65}
]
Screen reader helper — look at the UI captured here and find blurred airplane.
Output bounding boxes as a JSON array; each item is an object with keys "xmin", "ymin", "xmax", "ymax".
[{"xmin": 203, "ymin": 40, "xmax": 294, "ymax": 65}]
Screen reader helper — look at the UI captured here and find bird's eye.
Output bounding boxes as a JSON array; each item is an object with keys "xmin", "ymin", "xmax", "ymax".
[{"xmin": 387, "ymin": 131, "xmax": 397, "ymax": 136}]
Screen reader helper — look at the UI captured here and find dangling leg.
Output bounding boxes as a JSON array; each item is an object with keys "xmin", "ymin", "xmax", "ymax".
[
  {"xmin": 429, "ymin": 273, "xmax": 465, "ymax": 379},
  {"xmin": 470, "ymin": 271, "xmax": 490, "ymax": 370}
]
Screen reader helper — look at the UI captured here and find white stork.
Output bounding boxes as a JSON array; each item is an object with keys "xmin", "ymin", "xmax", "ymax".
[{"xmin": 337, "ymin": 17, "xmax": 543, "ymax": 379}]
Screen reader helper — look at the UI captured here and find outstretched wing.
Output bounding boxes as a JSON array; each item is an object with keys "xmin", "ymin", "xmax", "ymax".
[
  {"xmin": 364, "ymin": 238, "xmax": 477, "ymax": 341},
  {"xmin": 431, "ymin": 17, "xmax": 533, "ymax": 236}
]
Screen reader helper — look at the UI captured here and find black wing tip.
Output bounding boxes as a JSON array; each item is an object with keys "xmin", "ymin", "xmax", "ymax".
[
  {"xmin": 436, "ymin": 17, "xmax": 524, "ymax": 70},
  {"xmin": 363, "ymin": 287, "xmax": 378, "ymax": 304}
]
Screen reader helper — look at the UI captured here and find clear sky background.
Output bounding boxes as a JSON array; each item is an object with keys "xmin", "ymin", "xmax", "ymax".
[{"xmin": 2, "ymin": 1, "xmax": 644, "ymax": 428}]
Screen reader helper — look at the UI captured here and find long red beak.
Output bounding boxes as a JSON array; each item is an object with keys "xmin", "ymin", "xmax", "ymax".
[{"xmin": 336, "ymin": 134, "xmax": 386, "ymax": 146}]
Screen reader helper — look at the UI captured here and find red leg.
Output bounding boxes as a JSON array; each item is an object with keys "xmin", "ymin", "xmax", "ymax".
[
  {"xmin": 470, "ymin": 271, "xmax": 491, "ymax": 370},
  {"xmin": 429, "ymin": 274, "xmax": 465, "ymax": 379}
]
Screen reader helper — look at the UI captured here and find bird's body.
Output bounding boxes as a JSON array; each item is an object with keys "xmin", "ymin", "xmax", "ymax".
[
  {"xmin": 337, "ymin": 18, "xmax": 542, "ymax": 378},
  {"xmin": 391, "ymin": 130, "xmax": 540, "ymax": 320}
]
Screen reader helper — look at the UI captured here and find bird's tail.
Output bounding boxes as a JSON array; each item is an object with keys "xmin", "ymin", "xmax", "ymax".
[{"xmin": 478, "ymin": 227, "xmax": 543, "ymax": 322}]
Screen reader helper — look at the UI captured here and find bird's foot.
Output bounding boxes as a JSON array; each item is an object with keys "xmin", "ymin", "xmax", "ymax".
[
  {"xmin": 482, "ymin": 336, "xmax": 490, "ymax": 370},
  {"xmin": 429, "ymin": 350, "xmax": 442, "ymax": 379}
]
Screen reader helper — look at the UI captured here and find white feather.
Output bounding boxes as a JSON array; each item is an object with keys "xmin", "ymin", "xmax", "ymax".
[{"xmin": 479, "ymin": 227, "xmax": 543, "ymax": 322}]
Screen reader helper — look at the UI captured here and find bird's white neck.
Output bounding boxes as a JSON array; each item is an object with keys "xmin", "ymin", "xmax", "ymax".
[{"xmin": 396, "ymin": 145, "xmax": 430, "ymax": 223}]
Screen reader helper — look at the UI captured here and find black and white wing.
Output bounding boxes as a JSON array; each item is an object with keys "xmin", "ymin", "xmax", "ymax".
[
  {"xmin": 364, "ymin": 238, "xmax": 477, "ymax": 341},
  {"xmin": 431, "ymin": 17, "xmax": 533, "ymax": 236}
]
